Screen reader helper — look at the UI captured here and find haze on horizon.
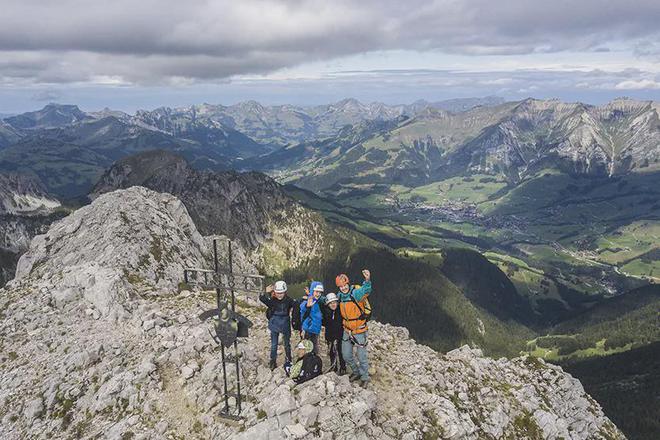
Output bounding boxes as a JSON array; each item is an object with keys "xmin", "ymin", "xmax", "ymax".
[{"xmin": 1, "ymin": 0, "xmax": 660, "ymax": 113}]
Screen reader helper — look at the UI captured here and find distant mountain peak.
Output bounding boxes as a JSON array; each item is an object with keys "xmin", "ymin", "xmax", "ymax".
[{"xmin": 4, "ymin": 102, "xmax": 90, "ymax": 130}]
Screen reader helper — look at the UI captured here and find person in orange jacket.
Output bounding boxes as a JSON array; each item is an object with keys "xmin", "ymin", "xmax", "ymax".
[{"xmin": 335, "ymin": 269, "xmax": 371, "ymax": 386}]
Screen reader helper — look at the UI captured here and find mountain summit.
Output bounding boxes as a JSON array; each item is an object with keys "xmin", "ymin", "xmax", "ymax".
[{"xmin": 0, "ymin": 186, "xmax": 624, "ymax": 439}]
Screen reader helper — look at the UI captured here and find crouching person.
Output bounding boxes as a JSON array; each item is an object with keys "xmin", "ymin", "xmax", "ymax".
[
  {"xmin": 336, "ymin": 269, "xmax": 372, "ymax": 386},
  {"xmin": 260, "ymin": 281, "xmax": 295, "ymax": 370},
  {"xmin": 289, "ymin": 340, "xmax": 322, "ymax": 384},
  {"xmin": 322, "ymin": 292, "xmax": 346, "ymax": 374}
]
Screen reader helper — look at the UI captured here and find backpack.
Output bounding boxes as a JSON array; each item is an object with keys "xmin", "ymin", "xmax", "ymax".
[
  {"xmin": 349, "ymin": 286, "xmax": 372, "ymax": 322},
  {"xmin": 340, "ymin": 285, "xmax": 372, "ymax": 333}
]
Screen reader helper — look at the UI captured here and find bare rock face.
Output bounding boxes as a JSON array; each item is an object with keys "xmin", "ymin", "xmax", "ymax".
[
  {"xmin": 13, "ymin": 186, "xmax": 210, "ymax": 315},
  {"xmin": 0, "ymin": 185, "xmax": 625, "ymax": 440},
  {"xmin": 0, "ymin": 173, "xmax": 60, "ymax": 215},
  {"xmin": 0, "ymin": 173, "xmax": 64, "ymax": 287}
]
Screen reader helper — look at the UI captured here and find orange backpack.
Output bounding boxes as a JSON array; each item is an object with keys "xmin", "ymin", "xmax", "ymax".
[{"xmin": 340, "ymin": 285, "xmax": 372, "ymax": 334}]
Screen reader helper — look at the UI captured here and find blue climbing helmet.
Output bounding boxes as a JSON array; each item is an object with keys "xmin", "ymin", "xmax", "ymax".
[{"xmin": 309, "ymin": 281, "xmax": 324, "ymax": 296}]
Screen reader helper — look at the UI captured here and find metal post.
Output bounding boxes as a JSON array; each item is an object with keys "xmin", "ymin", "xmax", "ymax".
[
  {"xmin": 227, "ymin": 239, "xmax": 242, "ymax": 413},
  {"xmin": 213, "ymin": 238, "xmax": 219, "ymax": 273},
  {"xmin": 214, "ymin": 238, "xmax": 233, "ymax": 414},
  {"xmin": 234, "ymin": 339, "xmax": 241, "ymax": 413},
  {"xmin": 228, "ymin": 240, "xmax": 235, "ymax": 312},
  {"xmin": 182, "ymin": 237, "xmax": 263, "ymax": 421},
  {"xmin": 220, "ymin": 343, "xmax": 230, "ymax": 412}
]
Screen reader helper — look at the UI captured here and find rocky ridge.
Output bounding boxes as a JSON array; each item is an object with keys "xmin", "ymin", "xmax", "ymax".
[
  {"xmin": 13, "ymin": 186, "xmax": 214, "ymax": 315},
  {"xmin": 0, "ymin": 186, "xmax": 624, "ymax": 439},
  {"xmin": 90, "ymin": 150, "xmax": 358, "ymax": 277}
]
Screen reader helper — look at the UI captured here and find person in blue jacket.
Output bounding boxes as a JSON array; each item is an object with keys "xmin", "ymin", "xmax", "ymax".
[{"xmin": 300, "ymin": 281, "xmax": 324, "ymax": 354}]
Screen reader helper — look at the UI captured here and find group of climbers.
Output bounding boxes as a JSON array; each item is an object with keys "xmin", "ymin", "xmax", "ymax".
[{"xmin": 259, "ymin": 269, "xmax": 372, "ymax": 386}]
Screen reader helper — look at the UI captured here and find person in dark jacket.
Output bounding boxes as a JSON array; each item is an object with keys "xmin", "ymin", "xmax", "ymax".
[
  {"xmin": 321, "ymin": 292, "xmax": 346, "ymax": 374},
  {"xmin": 260, "ymin": 280, "xmax": 295, "ymax": 370},
  {"xmin": 289, "ymin": 339, "xmax": 322, "ymax": 384},
  {"xmin": 300, "ymin": 281, "xmax": 324, "ymax": 354}
]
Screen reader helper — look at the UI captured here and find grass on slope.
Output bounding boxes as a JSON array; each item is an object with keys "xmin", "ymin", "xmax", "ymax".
[
  {"xmin": 526, "ymin": 285, "xmax": 660, "ymax": 361},
  {"xmin": 393, "ymin": 174, "xmax": 509, "ymax": 205},
  {"xmin": 561, "ymin": 342, "xmax": 660, "ymax": 440}
]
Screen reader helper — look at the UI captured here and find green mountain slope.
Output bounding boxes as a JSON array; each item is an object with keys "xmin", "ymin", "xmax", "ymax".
[
  {"xmin": 526, "ymin": 285, "xmax": 660, "ymax": 361},
  {"xmin": 562, "ymin": 342, "xmax": 660, "ymax": 440}
]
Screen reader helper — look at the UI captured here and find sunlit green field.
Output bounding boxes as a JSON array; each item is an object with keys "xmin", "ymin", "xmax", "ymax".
[
  {"xmin": 393, "ymin": 174, "xmax": 508, "ymax": 205},
  {"xmin": 526, "ymin": 337, "xmax": 634, "ymax": 361}
]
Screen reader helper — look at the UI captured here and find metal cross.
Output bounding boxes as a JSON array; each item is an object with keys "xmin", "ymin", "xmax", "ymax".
[{"xmin": 183, "ymin": 236, "xmax": 264, "ymax": 420}]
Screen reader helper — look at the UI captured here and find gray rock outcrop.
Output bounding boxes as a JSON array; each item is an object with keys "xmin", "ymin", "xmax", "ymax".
[{"xmin": 13, "ymin": 186, "xmax": 211, "ymax": 315}]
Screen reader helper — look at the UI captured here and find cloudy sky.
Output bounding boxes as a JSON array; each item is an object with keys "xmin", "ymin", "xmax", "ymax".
[{"xmin": 1, "ymin": 0, "xmax": 660, "ymax": 113}]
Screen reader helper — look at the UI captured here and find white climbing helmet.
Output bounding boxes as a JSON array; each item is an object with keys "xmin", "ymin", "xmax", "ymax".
[
  {"xmin": 274, "ymin": 280, "xmax": 288, "ymax": 293},
  {"xmin": 325, "ymin": 293, "xmax": 339, "ymax": 304}
]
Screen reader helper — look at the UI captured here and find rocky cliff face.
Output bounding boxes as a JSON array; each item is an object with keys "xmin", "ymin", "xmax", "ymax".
[
  {"xmin": 0, "ymin": 173, "xmax": 60, "ymax": 216},
  {"xmin": 91, "ymin": 150, "xmax": 344, "ymax": 276},
  {"xmin": 0, "ymin": 173, "xmax": 63, "ymax": 287},
  {"xmin": 460, "ymin": 98, "xmax": 660, "ymax": 180},
  {"xmin": 0, "ymin": 186, "xmax": 624, "ymax": 439}
]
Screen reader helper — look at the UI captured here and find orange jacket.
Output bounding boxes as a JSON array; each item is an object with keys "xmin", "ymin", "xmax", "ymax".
[{"xmin": 338, "ymin": 281, "xmax": 371, "ymax": 334}]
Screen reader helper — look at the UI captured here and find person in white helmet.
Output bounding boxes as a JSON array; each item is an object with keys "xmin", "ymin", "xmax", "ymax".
[{"xmin": 261, "ymin": 280, "xmax": 295, "ymax": 370}]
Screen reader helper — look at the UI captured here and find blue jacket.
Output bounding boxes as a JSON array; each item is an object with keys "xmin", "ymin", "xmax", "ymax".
[{"xmin": 300, "ymin": 281, "xmax": 323, "ymax": 335}]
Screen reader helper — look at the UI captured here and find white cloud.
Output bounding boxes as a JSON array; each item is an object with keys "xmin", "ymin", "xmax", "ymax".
[{"xmin": 615, "ymin": 79, "xmax": 660, "ymax": 90}]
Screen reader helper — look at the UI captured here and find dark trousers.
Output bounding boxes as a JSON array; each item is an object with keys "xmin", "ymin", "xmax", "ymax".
[
  {"xmin": 270, "ymin": 331, "xmax": 291, "ymax": 363},
  {"xmin": 304, "ymin": 332, "xmax": 319, "ymax": 354},
  {"xmin": 327, "ymin": 339, "xmax": 345, "ymax": 372}
]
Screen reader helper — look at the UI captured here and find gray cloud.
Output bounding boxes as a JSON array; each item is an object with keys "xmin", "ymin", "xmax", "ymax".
[
  {"xmin": 31, "ymin": 89, "xmax": 62, "ymax": 101},
  {"xmin": 0, "ymin": 0, "xmax": 659, "ymax": 85}
]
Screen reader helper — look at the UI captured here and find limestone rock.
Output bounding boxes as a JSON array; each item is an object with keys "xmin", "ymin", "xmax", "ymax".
[{"xmin": 15, "ymin": 186, "xmax": 211, "ymax": 315}]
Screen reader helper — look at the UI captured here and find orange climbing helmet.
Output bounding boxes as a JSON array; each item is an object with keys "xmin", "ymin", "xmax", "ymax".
[{"xmin": 335, "ymin": 274, "xmax": 350, "ymax": 288}]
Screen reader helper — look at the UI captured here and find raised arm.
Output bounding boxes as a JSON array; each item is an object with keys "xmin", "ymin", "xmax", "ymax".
[
  {"xmin": 352, "ymin": 269, "xmax": 372, "ymax": 301},
  {"xmin": 259, "ymin": 284, "xmax": 274, "ymax": 307}
]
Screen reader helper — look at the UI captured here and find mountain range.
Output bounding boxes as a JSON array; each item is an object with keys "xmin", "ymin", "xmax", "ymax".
[
  {"xmin": 3, "ymin": 96, "xmax": 658, "ymax": 201},
  {"xmin": 265, "ymin": 98, "xmax": 660, "ymax": 192}
]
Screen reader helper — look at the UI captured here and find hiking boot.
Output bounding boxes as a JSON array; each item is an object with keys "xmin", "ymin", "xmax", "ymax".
[
  {"xmin": 269, "ymin": 360, "xmax": 277, "ymax": 370},
  {"xmin": 349, "ymin": 372, "xmax": 361, "ymax": 382},
  {"xmin": 359, "ymin": 377, "xmax": 370, "ymax": 387}
]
